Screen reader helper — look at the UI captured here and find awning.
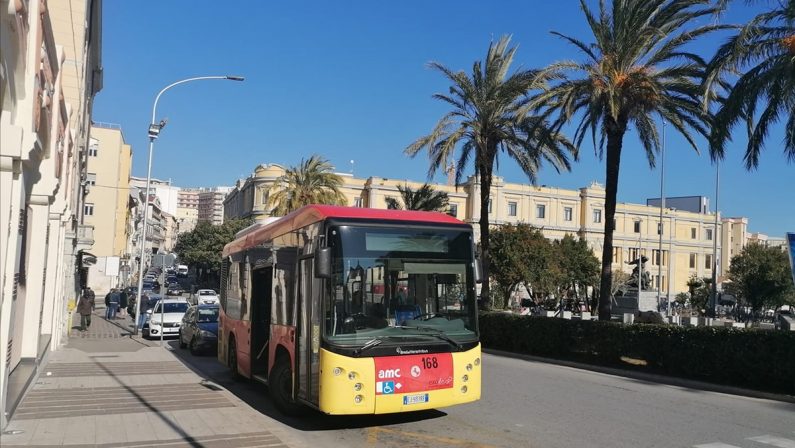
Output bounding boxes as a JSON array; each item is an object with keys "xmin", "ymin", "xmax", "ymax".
[{"xmin": 79, "ymin": 251, "xmax": 97, "ymax": 267}]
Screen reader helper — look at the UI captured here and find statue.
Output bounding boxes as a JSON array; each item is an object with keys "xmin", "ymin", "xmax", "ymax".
[{"xmin": 626, "ymin": 255, "xmax": 651, "ymax": 290}]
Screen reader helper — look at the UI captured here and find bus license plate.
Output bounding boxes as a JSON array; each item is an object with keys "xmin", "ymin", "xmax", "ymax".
[{"xmin": 403, "ymin": 393, "xmax": 429, "ymax": 405}]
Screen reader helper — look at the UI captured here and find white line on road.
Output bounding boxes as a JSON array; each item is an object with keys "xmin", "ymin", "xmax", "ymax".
[
  {"xmin": 748, "ymin": 435, "xmax": 795, "ymax": 448},
  {"xmin": 694, "ymin": 443, "xmax": 742, "ymax": 448}
]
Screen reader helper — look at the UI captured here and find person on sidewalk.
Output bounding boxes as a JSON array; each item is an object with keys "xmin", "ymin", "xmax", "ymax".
[
  {"xmin": 118, "ymin": 288, "xmax": 128, "ymax": 318},
  {"xmin": 77, "ymin": 289, "xmax": 95, "ymax": 331},
  {"xmin": 105, "ymin": 291, "xmax": 112, "ymax": 318},
  {"xmin": 108, "ymin": 289, "xmax": 120, "ymax": 319},
  {"xmin": 84, "ymin": 286, "xmax": 96, "ymax": 311}
]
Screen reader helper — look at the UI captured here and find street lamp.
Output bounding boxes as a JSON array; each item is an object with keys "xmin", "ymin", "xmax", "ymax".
[
  {"xmin": 133, "ymin": 75, "xmax": 244, "ymax": 340},
  {"xmin": 657, "ymin": 120, "xmax": 666, "ymax": 313}
]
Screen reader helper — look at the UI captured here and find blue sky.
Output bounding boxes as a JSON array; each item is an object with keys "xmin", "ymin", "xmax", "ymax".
[{"xmin": 93, "ymin": 1, "xmax": 793, "ymax": 236}]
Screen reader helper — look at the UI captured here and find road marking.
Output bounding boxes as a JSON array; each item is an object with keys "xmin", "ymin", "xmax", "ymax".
[
  {"xmin": 694, "ymin": 443, "xmax": 741, "ymax": 448},
  {"xmin": 368, "ymin": 427, "xmax": 498, "ymax": 447},
  {"xmin": 748, "ymin": 435, "xmax": 795, "ymax": 448}
]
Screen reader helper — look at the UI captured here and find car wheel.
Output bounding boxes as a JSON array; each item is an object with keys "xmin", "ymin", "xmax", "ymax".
[
  {"xmin": 228, "ymin": 338, "xmax": 242, "ymax": 381},
  {"xmin": 179, "ymin": 330, "xmax": 187, "ymax": 349},
  {"xmin": 269, "ymin": 357, "xmax": 303, "ymax": 416},
  {"xmin": 190, "ymin": 337, "xmax": 200, "ymax": 356}
]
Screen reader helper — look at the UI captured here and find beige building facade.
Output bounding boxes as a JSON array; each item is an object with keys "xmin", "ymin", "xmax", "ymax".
[
  {"xmin": 176, "ymin": 188, "xmax": 200, "ymax": 232},
  {"xmin": 198, "ymin": 186, "xmax": 232, "ymax": 225},
  {"xmin": 0, "ymin": 0, "xmax": 102, "ymax": 428},
  {"xmin": 225, "ymin": 163, "xmax": 752, "ymax": 298},
  {"xmin": 83, "ymin": 124, "xmax": 132, "ymax": 292}
]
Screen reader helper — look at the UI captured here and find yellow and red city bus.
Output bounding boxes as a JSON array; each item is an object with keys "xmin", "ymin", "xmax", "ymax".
[{"xmin": 219, "ymin": 205, "xmax": 481, "ymax": 415}]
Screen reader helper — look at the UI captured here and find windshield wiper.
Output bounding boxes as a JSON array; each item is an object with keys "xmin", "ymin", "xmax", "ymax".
[
  {"xmin": 354, "ymin": 337, "xmax": 383, "ymax": 355},
  {"xmin": 396, "ymin": 326, "xmax": 463, "ymax": 350}
]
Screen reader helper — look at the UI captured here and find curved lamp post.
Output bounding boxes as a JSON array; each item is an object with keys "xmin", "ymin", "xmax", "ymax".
[{"xmin": 134, "ymin": 76, "xmax": 244, "ymax": 341}]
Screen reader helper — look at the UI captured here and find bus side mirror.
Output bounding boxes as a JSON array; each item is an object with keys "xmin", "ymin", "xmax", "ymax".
[
  {"xmin": 315, "ymin": 247, "xmax": 332, "ymax": 278},
  {"xmin": 474, "ymin": 258, "xmax": 483, "ymax": 284}
]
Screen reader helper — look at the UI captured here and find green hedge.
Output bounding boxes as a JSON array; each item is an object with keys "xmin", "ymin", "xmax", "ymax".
[{"xmin": 479, "ymin": 312, "xmax": 795, "ymax": 395}]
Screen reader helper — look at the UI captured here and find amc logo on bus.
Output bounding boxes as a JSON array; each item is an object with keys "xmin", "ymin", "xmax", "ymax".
[{"xmin": 374, "ymin": 353, "xmax": 453, "ymax": 395}]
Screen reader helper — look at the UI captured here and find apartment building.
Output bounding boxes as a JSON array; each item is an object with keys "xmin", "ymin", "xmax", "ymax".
[
  {"xmin": 82, "ymin": 124, "xmax": 132, "ymax": 292},
  {"xmin": 176, "ymin": 188, "xmax": 200, "ymax": 232},
  {"xmin": 0, "ymin": 0, "xmax": 102, "ymax": 428},
  {"xmin": 198, "ymin": 187, "xmax": 232, "ymax": 225},
  {"xmin": 225, "ymin": 163, "xmax": 747, "ymax": 297},
  {"xmin": 129, "ymin": 176, "xmax": 180, "ymax": 216}
]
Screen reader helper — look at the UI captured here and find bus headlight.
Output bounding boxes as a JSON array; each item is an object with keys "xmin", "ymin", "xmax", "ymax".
[
  {"xmin": 348, "ymin": 371, "xmax": 357, "ymax": 380},
  {"xmin": 354, "ymin": 383, "xmax": 363, "ymax": 391},
  {"xmin": 354, "ymin": 395, "xmax": 364, "ymax": 404},
  {"xmin": 461, "ymin": 385, "xmax": 468, "ymax": 393},
  {"xmin": 466, "ymin": 363, "xmax": 473, "ymax": 371},
  {"xmin": 474, "ymin": 357, "xmax": 480, "ymax": 366},
  {"xmin": 462, "ymin": 374, "xmax": 469, "ymax": 382},
  {"xmin": 333, "ymin": 367, "xmax": 343, "ymax": 376}
]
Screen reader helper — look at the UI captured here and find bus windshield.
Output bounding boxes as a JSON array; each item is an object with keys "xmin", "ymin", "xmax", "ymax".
[{"xmin": 325, "ymin": 224, "xmax": 477, "ymax": 346}]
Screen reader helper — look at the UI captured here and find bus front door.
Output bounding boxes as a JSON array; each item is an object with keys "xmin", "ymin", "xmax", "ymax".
[{"xmin": 297, "ymin": 258, "xmax": 321, "ymax": 405}]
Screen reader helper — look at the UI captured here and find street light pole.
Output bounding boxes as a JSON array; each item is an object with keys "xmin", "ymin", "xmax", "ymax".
[
  {"xmin": 133, "ymin": 75, "xmax": 244, "ymax": 339},
  {"xmin": 658, "ymin": 120, "xmax": 666, "ymax": 313},
  {"xmin": 710, "ymin": 160, "xmax": 720, "ymax": 318}
]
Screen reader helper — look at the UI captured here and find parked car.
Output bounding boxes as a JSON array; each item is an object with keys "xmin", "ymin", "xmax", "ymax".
[
  {"xmin": 144, "ymin": 298, "xmax": 190, "ymax": 339},
  {"xmin": 167, "ymin": 275, "xmax": 179, "ymax": 285},
  {"xmin": 179, "ymin": 305, "xmax": 219, "ymax": 355},
  {"xmin": 194, "ymin": 289, "xmax": 219, "ymax": 305}
]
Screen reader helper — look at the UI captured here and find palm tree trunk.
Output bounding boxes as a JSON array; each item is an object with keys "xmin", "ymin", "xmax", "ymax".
[
  {"xmin": 597, "ymin": 129, "xmax": 625, "ymax": 321},
  {"xmin": 478, "ymin": 165, "xmax": 493, "ymax": 310}
]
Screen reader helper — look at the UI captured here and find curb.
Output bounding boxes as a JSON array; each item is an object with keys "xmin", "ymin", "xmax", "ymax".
[{"xmin": 483, "ymin": 347, "xmax": 795, "ymax": 404}]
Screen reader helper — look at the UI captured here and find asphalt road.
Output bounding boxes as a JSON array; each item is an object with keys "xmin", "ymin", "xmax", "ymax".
[{"xmin": 169, "ymin": 343, "xmax": 795, "ymax": 448}]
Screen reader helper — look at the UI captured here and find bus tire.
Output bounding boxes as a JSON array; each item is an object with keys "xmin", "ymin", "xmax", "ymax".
[
  {"xmin": 228, "ymin": 338, "xmax": 242, "ymax": 381},
  {"xmin": 269, "ymin": 358, "xmax": 303, "ymax": 416}
]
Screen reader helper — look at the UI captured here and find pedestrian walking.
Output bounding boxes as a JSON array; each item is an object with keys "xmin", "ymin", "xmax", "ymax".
[
  {"xmin": 77, "ymin": 289, "xmax": 95, "ymax": 331},
  {"xmin": 118, "ymin": 288, "xmax": 128, "ymax": 318},
  {"xmin": 104, "ymin": 291, "xmax": 112, "ymax": 318},
  {"xmin": 84, "ymin": 287, "xmax": 96, "ymax": 311},
  {"xmin": 138, "ymin": 293, "xmax": 149, "ymax": 330},
  {"xmin": 108, "ymin": 289, "xmax": 120, "ymax": 319}
]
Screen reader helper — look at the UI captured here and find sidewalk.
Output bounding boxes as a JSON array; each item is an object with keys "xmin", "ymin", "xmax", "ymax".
[{"xmin": 0, "ymin": 309, "xmax": 305, "ymax": 447}]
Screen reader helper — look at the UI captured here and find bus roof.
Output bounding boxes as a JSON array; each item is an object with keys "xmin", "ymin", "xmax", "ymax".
[{"xmin": 223, "ymin": 204, "xmax": 466, "ymax": 256}]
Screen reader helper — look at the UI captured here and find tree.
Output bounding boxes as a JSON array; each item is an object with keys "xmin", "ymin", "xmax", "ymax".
[
  {"xmin": 489, "ymin": 224, "xmax": 559, "ymax": 308},
  {"xmin": 407, "ymin": 36, "xmax": 575, "ymax": 308},
  {"xmin": 705, "ymin": 0, "xmax": 795, "ymax": 169},
  {"xmin": 553, "ymin": 234, "xmax": 600, "ymax": 305},
  {"xmin": 686, "ymin": 274, "xmax": 712, "ymax": 313},
  {"xmin": 537, "ymin": 0, "xmax": 722, "ymax": 320},
  {"xmin": 267, "ymin": 155, "xmax": 347, "ymax": 216},
  {"xmin": 725, "ymin": 243, "xmax": 795, "ymax": 313},
  {"xmin": 384, "ymin": 183, "xmax": 450, "ymax": 212},
  {"xmin": 173, "ymin": 219, "xmax": 252, "ymax": 285}
]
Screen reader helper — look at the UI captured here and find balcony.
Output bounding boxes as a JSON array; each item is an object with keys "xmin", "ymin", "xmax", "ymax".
[{"xmin": 76, "ymin": 224, "xmax": 94, "ymax": 250}]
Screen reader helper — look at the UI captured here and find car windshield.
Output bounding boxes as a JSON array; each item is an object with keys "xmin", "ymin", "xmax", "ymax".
[
  {"xmin": 154, "ymin": 302, "xmax": 189, "ymax": 314},
  {"xmin": 324, "ymin": 225, "xmax": 477, "ymax": 346},
  {"xmin": 197, "ymin": 308, "xmax": 219, "ymax": 323}
]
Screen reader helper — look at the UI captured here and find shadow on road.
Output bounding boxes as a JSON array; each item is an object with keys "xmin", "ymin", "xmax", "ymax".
[{"xmin": 164, "ymin": 339, "xmax": 449, "ymax": 432}]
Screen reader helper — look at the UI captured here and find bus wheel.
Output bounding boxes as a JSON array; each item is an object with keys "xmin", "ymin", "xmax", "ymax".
[
  {"xmin": 228, "ymin": 338, "xmax": 242, "ymax": 381},
  {"xmin": 270, "ymin": 358, "xmax": 303, "ymax": 416}
]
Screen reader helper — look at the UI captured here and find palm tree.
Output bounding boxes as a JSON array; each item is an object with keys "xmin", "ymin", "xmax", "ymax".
[
  {"xmin": 267, "ymin": 155, "xmax": 347, "ymax": 216},
  {"xmin": 385, "ymin": 184, "xmax": 450, "ymax": 212},
  {"xmin": 705, "ymin": 0, "xmax": 794, "ymax": 169},
  {"xmin": 536, "ymin": 0, "xmax": 722, "ymax": 320},
  {"xmin": 406, "ymin": 35, "xmax": 576, "ymax": 308}
]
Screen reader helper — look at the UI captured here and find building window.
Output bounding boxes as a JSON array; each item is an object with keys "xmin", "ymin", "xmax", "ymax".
[
  {"xmin": 652, "ymin": 249, "xmax": 667, "ymax": 266},
  {"xmin": 563, "ymin": 207, "xmax": 573, "ymax": 222},
  {"xmin": 634, "ymin": 221, "xmax": 641, "ymax": 233},
  {"xmin": 88, "ymin": 143, "xmax": 98, "ymax": 157},
  {"xmin": 386, "ymin": 197, "xmax": 398, "ymax": 210},
  {"xmin": 508, "ymin": 201, "xmax": 518, "ymax": 217},
  {"xmin": 260, "ymin": 189, "xmax": 268, "ymax": 205},
  {"xmin": 706, "ymin": 228, "xmax": 713, "ymax": 241},
  {"xmin": 448, "ymin": 203, "xmax": 458, "ymax": 218},
  {"xmin": 86, "ymin": 173, "xmax": 96, "ymax": 186},
  {"xmin": 657, "ymin": 223, "xmax": 663, "ymax": 235},
  {"xmin": 488, "ymin": 199, "xmax": 492, "ymax": 214},
  {"xmin": 353, "ymin": 197, "xmax": 363, "ymax": 208},
  {"xmin": 613, "ymin": 246, "xmax": 622, "ymax": 262},
  {"xmin": 593, "ymin": 209, "xmax": 602, "ymax": 223},
  {"xmin": 535, "ymin": 204, "xmax": 545, "ymax": 219},
  {"xmin": 705, "ymin": 254, "xmax": 713, "ymax": 270},
  {"xmin": 84, "ymin": 203, "xmax": 94, "ymax": 216},
  {"xmin": 691, "ymin": 227, "xmax": 697, "ymax": 239},
  {"xmin": 690, "ymin": 253, "xmax": 696, "ymax": 268}
]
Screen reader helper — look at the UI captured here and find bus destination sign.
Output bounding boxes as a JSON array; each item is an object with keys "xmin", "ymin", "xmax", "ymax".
[{"xmin": 374, "ymin": 353, "xmax": 454, "ymax": 395}]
